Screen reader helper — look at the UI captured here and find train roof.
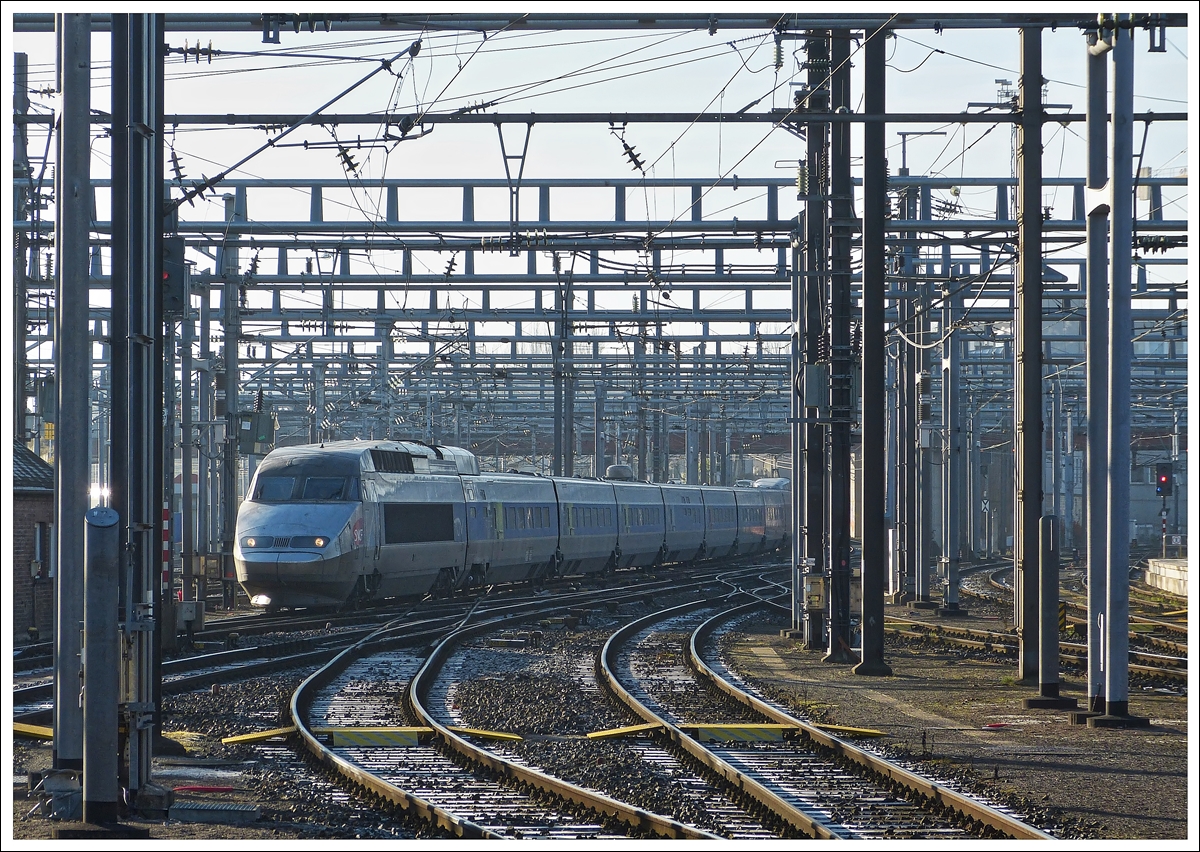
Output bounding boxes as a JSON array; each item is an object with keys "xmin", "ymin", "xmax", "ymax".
[{"xmin": 264, "ymin": 440, "xmax": 480, "ymax": 475}]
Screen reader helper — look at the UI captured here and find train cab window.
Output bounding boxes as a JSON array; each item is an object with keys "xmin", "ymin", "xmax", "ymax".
[
  {"xmin": 302, "ymin": 477, "xmax": 349, "ymax": 500},
  {"xmin": 254, "ymin": 456, "xmax": 361, "ymax": 502},
  {"xmin": 253, "ymin": 476, "xmax": 296, "ymax": 502}
]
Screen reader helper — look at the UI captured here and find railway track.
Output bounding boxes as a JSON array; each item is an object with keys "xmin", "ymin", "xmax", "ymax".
[
  {"xmin": 927, "ymin": 562, "xmax": 1188, "ymax": 686},
  {"xmin": 599, "ymin": 589, "xmax": 1051, "ymax": 840},
  {"xmin": 12, "ymin": 564, "xmax": 756, "ymax": 723},
  {"xmin": 14, "ymin": 555, "xmax": 1176, "ymax": 838},
  {"xmin": 275, "ymin": 566, "xmax": 1049, "ymax": 838},
  {"xmin": 291, "ymin": 575, "xmax": 737, "ymax": 838}
]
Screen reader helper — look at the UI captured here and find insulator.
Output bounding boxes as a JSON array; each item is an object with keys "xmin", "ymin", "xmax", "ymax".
[
  {"xmin": 919, "ymin": 372, "xmax": 931, "ymax": 394},
  {"xmin": 796, "ymin": 167, "xmax": 808, "ymax": 196},
  {"xmin": 817, "ymin": 333, "xmax": 830, "ymax": 362}
]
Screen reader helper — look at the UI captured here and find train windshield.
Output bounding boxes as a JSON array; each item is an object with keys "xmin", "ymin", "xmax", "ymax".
[{"xmin": 251, "ymin": 456, "xmax": 362, "ymax": 503}]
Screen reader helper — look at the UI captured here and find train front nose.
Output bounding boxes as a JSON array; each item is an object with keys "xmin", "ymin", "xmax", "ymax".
[
  {"xmin": 237, "ymin": 550, "xmax": 341, "ymax": 608},
  {"xmin": 235, "ymin": 502, "xmax": 361, "ymax": 608}
]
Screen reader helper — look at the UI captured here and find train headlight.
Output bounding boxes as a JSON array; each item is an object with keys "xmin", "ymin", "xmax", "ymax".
[
  {"xmin": 290, "ymin": 535, "xmax": 329, "ymax": 548},
  {"xmin": 241, "ymin": 536, "xmax": 275, "ymax": 549}
]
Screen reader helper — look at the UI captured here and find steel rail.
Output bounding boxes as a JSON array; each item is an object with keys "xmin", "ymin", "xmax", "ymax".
[
  {"xmin": 598, "ymin": 593, "xmax": 839, "ymax": 838},
  {"xmin": 401, "ymin": 587, "xmax": 726, "ymax": 838},
  {"xmin": 289, "ymin": 621, "xmax": 498, "ymax": 838},
  {"xmin": 689, "ymin": 599, "xmax": 1056, "ymax": 839},
  {"xmin": 287, "ymin": 571, "xmax": 767, "ymax": 838}
]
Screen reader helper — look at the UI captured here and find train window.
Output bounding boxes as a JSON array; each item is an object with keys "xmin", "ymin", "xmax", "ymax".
[
  {"xmin": 302, "ymin": 477, "xmax": 348, "ymax": 500},
  {"xmin": 253, "ymin": 476, "xmax": 296, "ymax": 502},
  {"xmin": 384, "ymin": 503, "xmax": 455, "ymax": 543}
]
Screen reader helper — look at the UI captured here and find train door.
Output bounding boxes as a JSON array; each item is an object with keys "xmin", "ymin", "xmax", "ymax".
[{"xmin": 363, "ymin": 478, "xmax": 382, "ymax": 566}]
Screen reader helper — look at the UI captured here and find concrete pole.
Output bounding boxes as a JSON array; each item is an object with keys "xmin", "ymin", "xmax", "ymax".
[
  {"xmin": 686, "ymin": 403, "xmax": 699, "ymax": 484},
  {"xmin": 1094, "ymin": 16, "xmax": 1146, "ymax": 728},
  {"xmin": 1083, "ymin": 23, "xmax": 1110, "ymax": 718},
  {"xmin": 594, "ymin": 380, "xmax": 607, "ymax": 476},
  {"xmin": 886, "ymin": 350, "xmax": 900, "ymax": 590},
  {"xmin": 915, "ymin": 286, "xmax": 932, "ymax": 605},
  {"xmin": 222, "ymin": 192, "xmax": 240, "ymax": 611},
  {"xmin": 803, "ymin": 31, "xmax": 828, "ymax": 649},
  {"xmin": 181, "ymin": 298, "xmax": 194, "ymax": 601},
  {"xmin": 313, "ymin": 363, "xmax": 325, "ymax": 442},
  {"xmin": 967, "ymin": 402, "xmax": 979, "ymax": 558},
  {"xmin": 1172, "ymin": 410, "xmax": 1180, "ymax": 535},
  {"xmin": 941, "ymin": 282, "xmax": 965, "ymax": 615},
  {"xmin": 110, "ymin": 10, "xmax": 166, "ymax": 796},
  {"xmin": 1052, "ymin": 382, "xmax": 1062, "ymax": 520},
  {"xmin": 825, "ymin": 27, "xmax": 855, "ymax": 663},
  {"xmin": 53, "ymin": 11, "xmax": 91, "ymax": 777},
  {"xmin": 896, "ymin": 294, "xmax": 912, "ymax": 602},
  {"xmin": 791, "ymin": 229, "xmax": 803, "ymax": 632},
  {"xmin": 553, "ymin": 316, "xmax": 563, "ymax": 476},
  {"xmin": 14, "ymin": 52, "xmax": 31, "ymax": 442},
  {"xmin": 564, "ymin": 324, "xmax": 575, "ymax": 477},
  {"xmin": 82, "ymin": 507, "xmax": 121, "ymax": 823},
  {"xmin": 1024, "ymin": 515, "xmax": 1076, "ymax": 708},
  {"xmin": 1064, "ymin": 408, "xmax": 1075, "ymax": 553},
  {"xmin": 1015, "ymin": 27, "xmax": 1044, "ymax": 683},
  {"xmin": 198, "ymin": 281, "xmax": 211, "ymax": 602},
  {"xmin": 853, "ymin": 26, "xmax": 891, "ymax": 675}
]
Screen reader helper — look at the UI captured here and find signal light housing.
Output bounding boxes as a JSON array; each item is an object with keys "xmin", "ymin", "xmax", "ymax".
[{"xmin": 1155, "ymin": 463, "xmax": 1173, "ymax": 496}]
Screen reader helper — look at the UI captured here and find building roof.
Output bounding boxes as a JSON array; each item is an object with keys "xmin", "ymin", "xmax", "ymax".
[{"xmin": 13, "ymin": 441, "xmax": 54, "ymax": 491}]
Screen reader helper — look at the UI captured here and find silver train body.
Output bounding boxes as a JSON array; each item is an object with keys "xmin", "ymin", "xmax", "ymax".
[{"xmin": 235, "ymin": 440, "xmax": 791, "ymax": 609}]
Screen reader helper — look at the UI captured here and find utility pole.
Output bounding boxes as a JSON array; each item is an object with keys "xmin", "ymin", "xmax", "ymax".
[
  {"xmin": 801, "ymin": 29, "xmax": 829, "ymax": 650},
  {"xmin": 53, "ymin": 11, "xmax": 91, "ymax": 784},
  {"xmin": 220, "ymin": 191, "xmax": 242, "ymax": 611},
  {"xmin": 854, "ymin": 25, "xmax": 892, "ymax": 675},
  {"xmin": 825, "ymin": 27, "xmax": 854, "ymax": 664},
  {"xmin": 1014, "ymin": 26, "xmax": 1044, "ymax": 683}
]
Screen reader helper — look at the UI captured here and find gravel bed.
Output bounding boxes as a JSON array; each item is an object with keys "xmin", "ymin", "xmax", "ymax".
[
  {"xmin": 628, "ymin": 627, "xmax": 765, "ymax": 725},
  {"xmin": 14, "ymin": 667, "xmax": 439, "ymax": 840},
  {"xmin": 440, "ymin": 623, "xmax": 781, "ymax": 838}
]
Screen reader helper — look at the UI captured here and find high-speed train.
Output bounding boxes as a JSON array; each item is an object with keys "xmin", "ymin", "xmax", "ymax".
[{"xmin": 235, "ymin": 439, "xmax": 791, "ymax": 610}]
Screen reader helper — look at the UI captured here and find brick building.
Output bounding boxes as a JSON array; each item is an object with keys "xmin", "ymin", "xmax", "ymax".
[{"xmin": 13, "ymin": 440, "xmax": 54, "ymax": 644}]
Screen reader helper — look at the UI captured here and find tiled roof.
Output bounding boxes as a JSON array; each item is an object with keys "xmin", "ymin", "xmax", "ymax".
[{"xmin": 13, "ymin": 441, "xmax": 54, "ymax": 491}]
